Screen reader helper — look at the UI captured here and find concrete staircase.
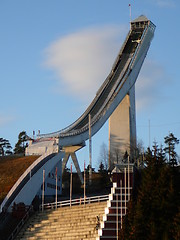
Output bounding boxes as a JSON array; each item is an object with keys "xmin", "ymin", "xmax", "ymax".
[
  {"xmin": 15, "ymin": 201, "xmax": 107, "ymax": 240},
  {"xmin": 97, "ymin": 183, "xmax": 130, "ymax": 239},
  {"xmin": 96, "ymin": 166, "xmax": 134, "ymax": 239}
]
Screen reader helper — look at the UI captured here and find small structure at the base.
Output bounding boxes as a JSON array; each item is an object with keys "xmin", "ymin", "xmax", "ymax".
[
  {"xmin": 25, "ymin": 137, "xmax": 84, "ymax": 185},
  {"xmin": 26, "ymin": 138, "xmax": 59, "ymax": 156},
  {"xmin": 112, "ymin": 162, "xmax": 135, "ymax": 190}
]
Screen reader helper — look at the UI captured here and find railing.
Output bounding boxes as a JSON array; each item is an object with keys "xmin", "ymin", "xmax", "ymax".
[
  {"xmin": 40, "ymin": 194, "xmax": 109, "ymax": 211},
  {"xmin": 129, "ymin": 25, "xmax": 148, "ymax": 70},
  {"xmin": 7, "ymin": 206, "xmax": 33, "ymax": 240}
]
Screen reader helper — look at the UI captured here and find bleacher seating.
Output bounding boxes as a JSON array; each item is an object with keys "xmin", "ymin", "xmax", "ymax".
[{"xmin": 15, "ymin": 201, "xmax": 107, "ymax": 240}]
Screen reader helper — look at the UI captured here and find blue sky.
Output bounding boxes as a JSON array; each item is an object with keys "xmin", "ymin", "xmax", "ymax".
[{"xmin": 0, "ymin": 0, "xmax": 180, "ymax": 169}]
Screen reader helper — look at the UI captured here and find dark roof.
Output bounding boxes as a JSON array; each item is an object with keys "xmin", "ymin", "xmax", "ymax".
[{"xmin": 132, "ymin": 15, "xmax": 149, "ymax": 23}]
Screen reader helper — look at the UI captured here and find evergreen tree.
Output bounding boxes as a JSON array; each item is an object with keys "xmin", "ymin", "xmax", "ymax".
[
  {"xmin": 123, "ymin": 150, "xmax": 129, "ymax": 162},
  {"xmin": 0, "ymin": 138, "xmax": 12, "ymax": 156},
  {"xmin": 98, "ymin": 162, "xmax": 105, "ymax": 173},
  {"xmin": 85, "ymin": 164, "xmax": 95, "ymax": 173},
  {"xmin": 14, "ymin": 131, "xmax": 28, "ymax": 155},
  {"xmin": 98, "ymin": 161, "xmax": 110, "ymax": 189},
  {"xmin": 120, "ymin": 200, "xmax": 136, "ymax": 240},
  {"xmin": 133, "ymin": 146, "xmax": 161, "ymax": 239},
  {"xmin": 171, "ymin": 206, "xmax": 180, "ymax": 240},
  {"xmin": 164, "ymin": 132, "xmax": 179, "ymax": 167},
  {"xmin": 120, "ymin": 144, "xmax": 180, "ymax": 239}
]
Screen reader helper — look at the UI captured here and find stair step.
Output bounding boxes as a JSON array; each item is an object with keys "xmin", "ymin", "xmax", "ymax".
[{"xmin": 16, "ymin": 201, "xmax": 107, "ymax": 239}]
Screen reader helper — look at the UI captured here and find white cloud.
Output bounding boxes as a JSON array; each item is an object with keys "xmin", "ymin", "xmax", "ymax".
[
  {"xmin": 43, "ymin": 25, "xmax": 169, "ymax": 113},
  {"xmin": 43, "ymin": 25, "xmax": 127, "ymax": 102}
]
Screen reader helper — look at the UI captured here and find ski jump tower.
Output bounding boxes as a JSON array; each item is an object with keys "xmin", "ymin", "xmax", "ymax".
[
  {"xmin": 26, "ymin": 15, "xmax": 155, "ymax": 181},
  {"xmin": 1, "ymin": 15, "xmax": 155, "ymax": 212}
]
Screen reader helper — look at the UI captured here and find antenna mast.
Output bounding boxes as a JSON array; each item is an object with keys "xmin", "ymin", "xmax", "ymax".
[{"xmin": 129, "ymin": 3, "xmax": 132, "ymax": 30}]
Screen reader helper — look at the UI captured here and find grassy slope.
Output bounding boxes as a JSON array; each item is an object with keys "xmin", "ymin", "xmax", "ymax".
[{"xmin": 0, "ymin": 155, "xmax": 40, "ymax": 204}]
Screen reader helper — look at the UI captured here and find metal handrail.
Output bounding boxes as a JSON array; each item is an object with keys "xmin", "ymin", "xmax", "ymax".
[
  {"xmin": 40, "ymin": 194, "xmax": 109, "ymax": 211},
  {"xmin": 7, "ymin": 206, "xmax": 33, "ymax": 240}
]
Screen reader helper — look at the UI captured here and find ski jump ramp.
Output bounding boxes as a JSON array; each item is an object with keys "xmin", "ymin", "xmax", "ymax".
[
  {"xmin": 28, "ymin": 15, "xmax": 155, "ymax": 170},
  {"xmin": 36, "ymin": 15, "xmax": 155, "ymax": 147},
  {"xmin": 1, "ymin": 16, "xmax": 155, "ymax": 211}
]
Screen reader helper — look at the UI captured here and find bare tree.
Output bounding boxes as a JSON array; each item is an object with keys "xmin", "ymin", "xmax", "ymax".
[
  {"xmin": 98, "ymin": 142, "xmax": 108, "ymax": 171},
  {"xmin": 113, "ymin": 147, "xmax": 122, "ymax": 164}
]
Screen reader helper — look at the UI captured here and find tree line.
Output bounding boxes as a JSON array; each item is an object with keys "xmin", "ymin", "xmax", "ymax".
[
  {"xmin": 0, "ymin": 131, "xmax": 28, "ymax": 156},
  {"xmin": 119, "ymin": 132, "xmax": 180, "ymax": 240}
]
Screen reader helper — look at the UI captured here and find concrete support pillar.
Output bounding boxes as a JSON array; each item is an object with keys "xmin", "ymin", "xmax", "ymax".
[
  {"xmin": 129, "ymin": 85, "xmax": 137, "ymax": 158},
  {"xmin": 62, "ymin": 145, "xmax": 84, "ymax": 184},
  {"xmin": 109, "ymin": 85, "xmax": 136, "ymax": 169}
]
